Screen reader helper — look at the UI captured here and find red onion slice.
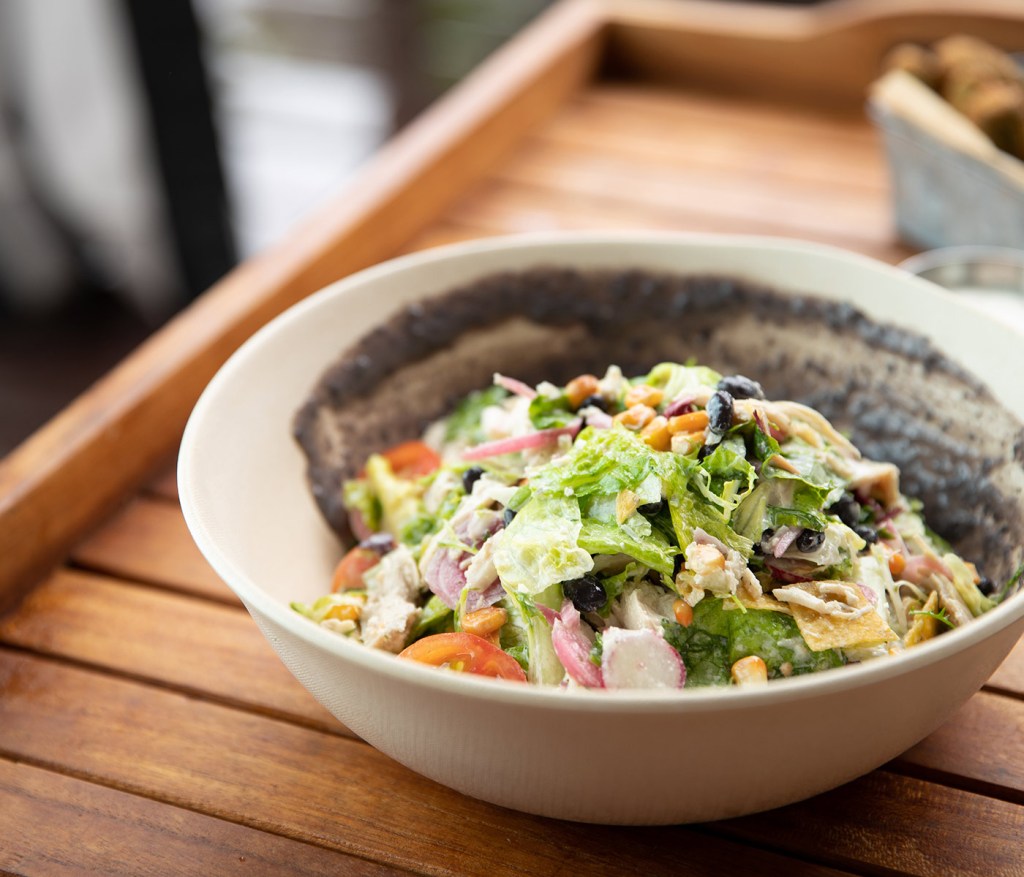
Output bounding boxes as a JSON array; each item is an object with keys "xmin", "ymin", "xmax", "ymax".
[
  {"xmin": 663, "ymin": 395, "xmax": 696, "ymax": 418},
  {"xmin": 551, "ymin": 601, "xmax": 603, "ymax": 688},
  {"xmin": 493, "ymin": 374, "xmax": 537, "ymax": 398},
  {"xmin": 463, "ymin": 421, "xmax": 581, "ymax": 461},
  {"xmin": 766, "ymin": 525, "xmax": 803, "ymax": 558}
]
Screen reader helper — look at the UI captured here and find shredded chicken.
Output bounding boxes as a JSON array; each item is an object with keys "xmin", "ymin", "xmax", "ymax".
[
  {"xmin": 360, "ymin": 545, "xmax": 422, "ymax": 653},
  {"xmin": 773, "ymin": 581, "xmax": 872, "ymax": 619},
  {"xmin": 770, "ymin": 401, "xmax": 860, "ymax": 459}
]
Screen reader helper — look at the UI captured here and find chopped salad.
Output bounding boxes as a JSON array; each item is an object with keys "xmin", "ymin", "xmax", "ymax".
[{"xmin": 294, "ymin": 362, "xmax": 1013, "ymax": 689}]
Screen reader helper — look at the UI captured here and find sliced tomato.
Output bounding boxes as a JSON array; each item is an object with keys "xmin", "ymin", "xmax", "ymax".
[
  {"xmin": 331, "ymin": 546, "xmax": 381, "ymax": 592},
  {"xmin": 380, "ymin": 440, "xmax": 441, "ymax": 479},
  {"xmin": 399, "ymin": 632, "xmax": 527, "ymax": 682}
]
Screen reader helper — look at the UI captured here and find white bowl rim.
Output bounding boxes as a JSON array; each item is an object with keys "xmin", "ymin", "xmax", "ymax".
[{"xmin": 178, "ymin": 230, "xmax": 1024, "ymax": 715}]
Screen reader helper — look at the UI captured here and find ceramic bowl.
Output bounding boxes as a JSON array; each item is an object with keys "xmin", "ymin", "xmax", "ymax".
[{"xmin": 178, "ymin": 232, "xmax": 1024, "ymax": 825}]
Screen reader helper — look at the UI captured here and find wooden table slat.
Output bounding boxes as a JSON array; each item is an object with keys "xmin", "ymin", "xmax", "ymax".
[
  {"xmin": 0, "ymin": 649, "xmax": 864, "ymax": 877},
  {"xmin": 71, "ymin": 497, "xmax": 237, "ymax": 604},
  {"xmin": 715, "ymin": 770, "xmax": 1024, "ymax": 877},
  {"xmin": 5, "ymin": 2, "xmax": 1024, "ymax": 874},
  {"xmin": 0, "ymin": 569, "xmax": 344, "ymax": 735},
  {"xmin": 0, "ymin": 759, "xmax": 403, "ymax": 877}
]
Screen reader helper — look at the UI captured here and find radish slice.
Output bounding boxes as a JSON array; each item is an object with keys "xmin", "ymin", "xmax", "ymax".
[
  {"xmin": 601, "ymin": 628, "xmax": 686, "ymax": 690},
  {"xmin": 464, "ymin": 579, "xmax": 504, "ymax": 614},
  {"xmin": 766, "ymin": 562, "xmax": 812, "ymax": 584},
  {"xmin": 551, "ymin": 601, "xmax": 603, "ymax": 688},
  {"xmin": 463, "ymin": 421, "xmax": 581, "ymax": 461},
  {"xmin": 493, "ymin": 374, "xmax": 537, "ymax": 398}
]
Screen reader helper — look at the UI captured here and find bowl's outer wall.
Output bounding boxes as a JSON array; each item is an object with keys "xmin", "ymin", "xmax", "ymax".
[
  {"xmin": 180, "ymin": 234, "xmax": 1024, "ymax": 824},
  {"xmin": 249, "ymin": 601, "xmax": 1024, "ymax": 824}
]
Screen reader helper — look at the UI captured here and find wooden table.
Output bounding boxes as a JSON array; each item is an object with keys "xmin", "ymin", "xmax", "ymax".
[{"xmin": 2, "ymin": 1, "xmax": 1023, "ymax": 874}]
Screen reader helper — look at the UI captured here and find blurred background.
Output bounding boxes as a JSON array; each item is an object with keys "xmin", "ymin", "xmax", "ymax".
[{"xmin": 0, "ymin": 0, "xmax": 559, "ymax": 454}]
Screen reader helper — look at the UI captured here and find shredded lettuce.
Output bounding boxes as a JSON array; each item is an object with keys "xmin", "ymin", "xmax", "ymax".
[
  {"xmin": 693, "ymin": 436, "xmax": 757, "ymax": 518},
  {"xmin": 943, "ymin": 553, "xmax": 997, "ymax": 617},
  {"xmin": 528, "ymin": 426, "xmax": 660, "ymax": 499},
  {"xmin": 492, "ymin": 493, "xmax": 593, "ymax": 595},
  {"xmin": 443, "ymin": 385, "xmax": 508, "ymax": 443},
  {"xmin": 528, "ymin": 392, "xmax": 575, "ymax": 429},
  {"xmin": 643, "ymin": 362, "xmax": 722, "ymax": 402},
  {"xmin": 501, "ymin": 590, "xmax": 565, "ymax": 684},
  {"xmin": 578, "ymin": 505, "xmax": 676, "ymax": 576}
]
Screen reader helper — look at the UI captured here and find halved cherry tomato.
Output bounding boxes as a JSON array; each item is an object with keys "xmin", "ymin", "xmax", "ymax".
[
  {"xmin": 381, "ymin": 440, "xmax": 441, "ymax": 479},
  {"xmin": 398, "ymin": 632, "xmax": 527, "ymax": 682},
  {"xmin": 331, "ymin": 546, "xmax": 381, "ymax": 592}
]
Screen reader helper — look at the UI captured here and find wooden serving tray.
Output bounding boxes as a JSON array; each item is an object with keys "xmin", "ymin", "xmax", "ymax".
[{"xmin": 2, "ymin": 1, "xmax": 1023, "ymax": 873}]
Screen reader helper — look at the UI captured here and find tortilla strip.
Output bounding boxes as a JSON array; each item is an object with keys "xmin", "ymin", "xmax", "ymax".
[
  {"xmin": 723, "ymin": 592, "xmax": 793, "ymax": 614},
  {"xmin": 904, "ymin": 591, "xmax": 942, "ymax": 647},
  {"xmin": 782, "ymin": 581, "xmax": 898, "ymax": 651}
]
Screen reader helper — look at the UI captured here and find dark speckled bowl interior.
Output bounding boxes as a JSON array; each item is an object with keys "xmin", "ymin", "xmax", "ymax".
[{"xmin": 295, "ymin": 260, "xmax": 1024, "ymax": 584}]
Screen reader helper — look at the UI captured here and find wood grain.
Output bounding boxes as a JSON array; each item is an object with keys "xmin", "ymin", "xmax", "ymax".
[
  {"xmin": 0, "ymin": 758, "xmax": 401, "ymax": 877},
  {"xmin": 895, "ymin": 691, "xmax": 1024, "ymax": 803},
  {"xmin": 70, "ymin": 497, "xmax": 236, "ymax": 604},
  {"xmin": 713, "ymin": 769, "xmax": 1024, "ymax": 877},
  {"xmin": 604, "ymin": 0, "xmax": 1024, "ymax": 110},
  {"xmin": 0, "ymin": 0, "xmax": 605, "ymax": 609},
  {"xmin": 988, "ymin": 635, "xmax": 1024, "ymax": 698},
  {"xmin": 145, "ymin": 464, "xmax": 179, "ymax": 503},
  {"xmin": 0, "ymin": 569, "xmax": 344, "ymax": 735},
  {"xmin": 0, "ymin": 649, "xmax": 858, "ymax": 877}
]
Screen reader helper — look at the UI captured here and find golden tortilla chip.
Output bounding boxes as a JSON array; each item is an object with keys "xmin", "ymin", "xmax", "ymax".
[
  {"xmin": 783, "ymin": 581, "xmax": 898, "ymax": 651},
  {"xmin": 904, "ymin": 591, "xmax": 941, "ymax": 648},
  {"xmin": 723, "ymin": 592, "xmax": 793, "ymax": 614}
]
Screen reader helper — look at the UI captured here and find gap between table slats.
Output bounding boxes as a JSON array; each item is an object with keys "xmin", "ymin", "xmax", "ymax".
[
  {"xmin": 0, "ymin": 649, "xmax": 866, "ymax": 877},
  {"xmin": 0, "ymin": 759, "xmax": 409, "ymax": 877}
]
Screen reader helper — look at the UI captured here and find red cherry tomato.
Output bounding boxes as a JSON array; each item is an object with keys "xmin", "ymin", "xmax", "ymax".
[
  {"xmin": 331, "ymin": 547, "xmax": 381, "ymax": 592},
  {"xmin": 381, "ymin": 440, "xmax": 441, "ymax": 478},
  {"xmin": 399, "ymin": 633, "xmax": 527, "ymax": 682}
]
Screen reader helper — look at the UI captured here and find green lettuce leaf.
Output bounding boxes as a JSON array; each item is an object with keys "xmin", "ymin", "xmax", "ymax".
[
  {"xmin": 643, "ymin": 362, "xmax": 722, "ymax": 403},
  {"xmin": 528, "ymin": 426, "xmax": 660, "ymax": 499},
  {"xmin": 693, "ymin": 435, "xmax": 757, "ymax": 518},
  {"xmin": 443, "ymin": 385, "xmax": 508, "ymax": 444},
  {"xmin": 408, "ymin": 594, "xmax": 454, "ymax": 640},
  {"xmin": 529, "ymin": 392, "xmax": 575, "ymax": 429},
  {"xmin": 492, "ymin": 493, "xmax": 593, "ymax": 595},
  {"xmin": 577, "ymin": 500, "xmax": 676, "ymax": 576},
  {"xmin": 501, "ymin": 590, "xmax": 565, "ymax": 684},
  {"xmin": 662, "ymin": 597, "xmax": 843, "ymax": 687}
]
